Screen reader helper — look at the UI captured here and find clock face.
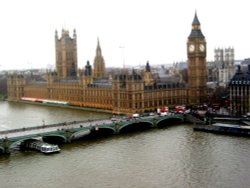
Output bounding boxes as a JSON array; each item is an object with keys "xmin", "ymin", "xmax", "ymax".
[
  {"xmin": 189, "ymin": 44, "xmax": 195, "ymax": 52},
  {"xmin": 199, "ymin": 44, "xmax": 205, "ymax": 52}
]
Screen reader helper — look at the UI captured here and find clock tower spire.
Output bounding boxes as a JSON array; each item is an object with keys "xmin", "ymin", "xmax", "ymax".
[{"xmin": 187, "ymin": 12, "xmax": 207, "ymax": 105}]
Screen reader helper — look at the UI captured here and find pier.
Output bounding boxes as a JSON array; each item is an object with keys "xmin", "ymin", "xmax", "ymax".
[{"xmin": 0, "ymin": 114, "xmax": 184, "ymax": 154}]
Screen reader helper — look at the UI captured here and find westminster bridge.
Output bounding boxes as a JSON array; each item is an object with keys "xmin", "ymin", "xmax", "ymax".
[{"xmin": 0, "ymin": 114, "xmax": 184, "ymax": 154}]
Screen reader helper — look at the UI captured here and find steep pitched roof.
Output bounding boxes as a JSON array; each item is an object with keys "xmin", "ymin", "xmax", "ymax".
[
  {"xmin": 192, "ymin": 12, "xmax": 200, "ymax": 25},
  {"xmin": 188, "ymin": 12, "xmax": 204, "ymax": 39},
  {"xmin": 229, "ymin": 65, "xmax": 250, "ymax": 86}
]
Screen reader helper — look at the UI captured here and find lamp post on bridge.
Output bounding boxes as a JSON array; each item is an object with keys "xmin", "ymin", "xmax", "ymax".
[
  {"xmin": 65, "ymin": 129, "xmax": 72, "ymax": 143},
  {"xmin": 3, "ymin": 137, "xmax": 10, "ymax": 154}
]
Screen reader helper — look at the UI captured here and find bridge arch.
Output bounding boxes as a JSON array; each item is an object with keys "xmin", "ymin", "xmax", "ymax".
[
  {"xmin": 85, "ymin": 126, "xmax": 116, "ymax": 139},
  {"xmin": 118, "ymin": 120, "xmax": 153, "ymax": 134},
  {"xmin": 0, "ymin": 146, "xmax": 4, "ymax": 154},
  {"xmin": 8, "ymin": 134, "xmax": 66, "ymax": 150},
  {"xmin": 156, "ymin": 115, "xmax": 183, "ymax": 128},
  {"xmin": 9, "ymin": 138, "xmax": 42, "ymax": 150},
  {"xmin": 42, "ymin": 134, "xmax": 67, "ymax": 144}
]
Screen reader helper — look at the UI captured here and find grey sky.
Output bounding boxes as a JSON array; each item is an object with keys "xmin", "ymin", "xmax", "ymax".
[{"xmin": 0, "ymin": 0, "xmax": 249, "ymax": 70}]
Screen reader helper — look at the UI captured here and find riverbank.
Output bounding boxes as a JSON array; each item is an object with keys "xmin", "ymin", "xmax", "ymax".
[{"xmin": 8, "ymin": 100, "xmax": 113, "ymax": 115}]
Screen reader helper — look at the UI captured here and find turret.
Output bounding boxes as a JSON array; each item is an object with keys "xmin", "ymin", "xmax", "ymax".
[
  {"xmin": 144, "ymin": 61, "xmax": 154, "ymax": 86},
  {"xmin": 83, "ymin": 61, "xmax": 93, "ymax": 86},
  {"xmin": 145, "ymin": 61, "xmax": 151, "ymax": 72},
  {"xmin": 85, "ymin": 60, "xmax": 92, "ymax": 76},
  {"xmin": 93, "ymin": 38, "xmax": 105, "ymax": 78},
  {"xmin": 73, "ymin": 28, "xmax": 77, "ymax": 39},
  {"xmin": 55, "ymin": 30, "xmax": 58, "ymax": 40}
]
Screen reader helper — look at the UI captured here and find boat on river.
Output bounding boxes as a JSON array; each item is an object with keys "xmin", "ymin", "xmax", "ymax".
[
  {"xmin": 26, "ymin": 140, "xmax": 61, "ymax": 154},
  {"xmin": 194, "ymin": 123, "xmax": 250, "ymax": 136}
]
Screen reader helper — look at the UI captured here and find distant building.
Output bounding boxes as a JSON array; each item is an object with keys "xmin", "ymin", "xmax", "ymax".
[
  {"xmin": 240, "ymin": 58, "xmax": 250, "ymax": 72},
  {"xmin": 207, "ymin": 61, "xmax": 219, "ymax": 82},
  {"xmin": 214, "ymin": 47, "xmax": 235, "ymax": 87},
  {"xmin": 0, "ymin": 72, "xmax": 7, "ymax": 97},
  {"xmin": 229, "ymin": 65, "xmax": 250, "ymax": 116},
  {"xmin": 7, "ymin": 13, "xmax": 208, "ymax": 114}
]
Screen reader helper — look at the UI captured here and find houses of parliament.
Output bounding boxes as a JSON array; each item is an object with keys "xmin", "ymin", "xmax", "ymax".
[{"xmin": 7, "ymin": 13, "xmax": 207, "ymax": 115}]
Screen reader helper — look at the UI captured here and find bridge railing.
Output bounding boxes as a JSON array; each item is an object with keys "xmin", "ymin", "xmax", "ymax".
[{"xmin": 0, "ymin": 118, "xmax": 108, "ymax": 135}]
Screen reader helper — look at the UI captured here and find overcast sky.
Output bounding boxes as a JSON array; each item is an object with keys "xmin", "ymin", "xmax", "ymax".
[{"xmin": 0, "ymin": 0, "xmax": 249, "ymax": 70}]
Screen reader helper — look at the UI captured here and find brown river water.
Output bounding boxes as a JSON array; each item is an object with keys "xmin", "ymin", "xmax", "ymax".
[{"xmin": 0, "ymin": 101, "xmax": 250, "ymax": 188}]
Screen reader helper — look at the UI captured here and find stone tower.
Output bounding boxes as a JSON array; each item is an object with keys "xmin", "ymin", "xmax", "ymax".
[
  {"xmin": 93, "ymin": 38, "xmax": 105, "ymax": 78},
  {"xmin": 225, "ymin": 47, "xmax": 235, "ymax": 83},
  {"xmin": 214, "ymin": 48, "xmax": 224, "ymax": 63},
  {"xmin": 215, "ymin": 47, "xmax": 235, "ymax": 86},
  {"xmin": 55, "ymin": 29, "xmax": 78, "ymax": 79},
  {"xmin": 84, "ymin": 60, "xmax": 93, "ymax": 86},
  {"xmin": 187, "ymin": 12, "xmax": 207, "ymax": 105},
  {"xmin": 144, "ymin": 61, "xmax": 154, "ymax": 86}
]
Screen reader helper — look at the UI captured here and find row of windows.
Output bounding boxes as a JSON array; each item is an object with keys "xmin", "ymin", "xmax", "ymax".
[
  {"xmin": 230, "ymin": 88, "xmax": 250, "ymax": 96},
  {"xmin": 231, "ymin": 81, "xmax": 250, "ymax": 85},
  {"xmin": 57, "ymin": 52, "xmax": 75, "ymax": 61},
  {"xmin": 114, "ymin": 98, "xmax": 187, "ymax": 109},
  {"xmin": 8, "ymin": 81, "xmax": 25, "ymax": 85},
  {"xmin": 230, "ymin": 86, "xmax": 250, "ymax": 91},
  {"xmin": 145, "ymin": 90, "xmax": 187, "ymax": 98},
  {"xmin": 113, "ymin": 93, "xmax": 142, "ymax": 100},
  {"xmin": 84, "ymin": 90, "xmax": 112, "ymax": 98},
  {"xmin": 113, "ymin": 91, "xmax": 187, "ymax": 100},
  {"xmin": 52, "ymin": 95, "xmax": 82, "ymax": 102},
  {"xmin": 113, "ymin": 85, "xmax": 188, "ymax": 91},
  {"xmin": 84, "ymin": 98, "xmax": 112, "ymax": 105},
  {"xmin": 49, "ymin": 89, "xmax": 81, "ymax": 95},
  {"xmin": 113, "ymin": 84, "xmax": 143, "ymax": 90}
]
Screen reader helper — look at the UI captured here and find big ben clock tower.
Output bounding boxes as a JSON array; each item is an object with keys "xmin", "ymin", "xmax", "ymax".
[{"xmin": 187, "ymin": 12, "xmax": 207, "ymax": 105}]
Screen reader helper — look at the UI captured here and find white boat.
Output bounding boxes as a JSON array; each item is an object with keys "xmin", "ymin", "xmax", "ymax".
[{"xmin": 28, "ymin": 140, "xmax": 61, "ymax": 154}]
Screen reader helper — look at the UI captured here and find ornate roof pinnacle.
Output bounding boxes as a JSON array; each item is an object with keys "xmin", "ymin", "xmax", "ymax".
[{"xmin": 192, "ymin": 11, "xmax": 200, "ymax": 25}]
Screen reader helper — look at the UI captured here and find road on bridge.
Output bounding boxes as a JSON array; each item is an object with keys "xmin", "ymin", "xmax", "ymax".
[
  {"xmin": 0, "ymin": 113, "xmax": 180, "ymax": 140},
  {"xmin": 0, "ymin": 119, "xmax": 114, "ymax": 140}
]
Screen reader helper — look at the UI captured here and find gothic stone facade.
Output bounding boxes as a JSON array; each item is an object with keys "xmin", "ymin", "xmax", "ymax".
[
  {"xmin": 229, "ymin": 65, "xmax": 250, "ymax": 116},
  {"xmin": 8, "ymin": 13, "xmax": 207, "ymax": 115}
]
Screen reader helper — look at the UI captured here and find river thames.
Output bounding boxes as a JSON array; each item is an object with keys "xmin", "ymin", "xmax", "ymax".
[{"xmin": 0, "ymin": 101, "xmax": 250, "ymax": 188}]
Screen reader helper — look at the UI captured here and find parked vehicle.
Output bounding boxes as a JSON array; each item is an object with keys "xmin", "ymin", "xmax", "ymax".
[
  {"xmin": 132, "ymin": 114, "xmax": 140, "ymax": 118},
  {"xmin": 175, "ymin": 106, "xmax": 186, "ymax": 113}
]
